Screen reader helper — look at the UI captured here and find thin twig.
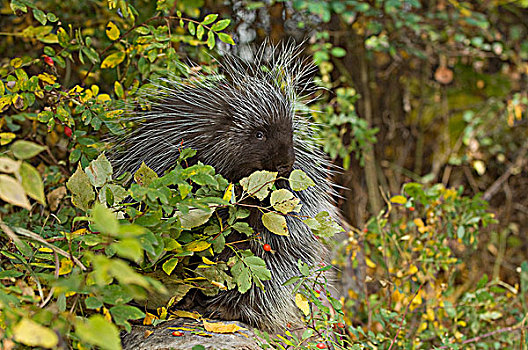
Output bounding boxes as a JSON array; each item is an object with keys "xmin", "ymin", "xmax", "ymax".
[
  {"xmin": 388, "ymin": 282, "xmax": 426, "ymax": 350},
  {"xmin": 435, "ymin": 323, "xmax": 528, "ymax": 349},
  {"xmin": 10, "ymin": 226, "xmax": 87, "ymax": 271}
]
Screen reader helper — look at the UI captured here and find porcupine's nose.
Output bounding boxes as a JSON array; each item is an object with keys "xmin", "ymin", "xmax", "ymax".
[{"xmin": 276, "ymin": 147, "xmax": 295, "ymax": 176}]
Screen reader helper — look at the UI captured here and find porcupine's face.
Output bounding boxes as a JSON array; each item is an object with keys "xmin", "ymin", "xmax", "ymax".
[{"xmin": 210, "ymin": 89, "xmax": 296, "ymax": 183}]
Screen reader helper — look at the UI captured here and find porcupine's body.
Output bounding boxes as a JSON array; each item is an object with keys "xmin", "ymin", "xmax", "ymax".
[{"xmin": 113, "ymin": 42, "xmax": 337, "ymax": 332}]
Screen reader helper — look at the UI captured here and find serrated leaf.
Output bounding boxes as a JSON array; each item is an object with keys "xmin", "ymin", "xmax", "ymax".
[
  {"xmin": 217, "ymin": 33, "xmax": 235, "ymax": 45},
  {"xmin": 13, "ymin": 318, "xmax": 58, "ymax": 349},
  {"xmin": 240, "ymin": 170, "xmax": 277, "ymax": 200},
  {"xmin": 134, "ymin": 162, "xmax": 158, "ymax": 186},
  {"xmin": 211, "ymin": 19, "xmax": 230, "ymax": 31},
  {"xmin": 295, "ymin": 293, "xmax": 310, "ymax": 316},
  {"xmin": 270, "ymin": 189, "xmax": 300, "ymax": 214},
  {"xmin": 288, "ymin": 169, "xmax": 315, "ymax": 191},
  {"xmin": 75, "ymin": 315, "xmax": 121, "ymax": 350},
  {"xmin": 101, "ymin": 51, "xmax": 125, "ymax": 69},
  {"xmin": 0, "ymin": 174, "xmax": 31, "ymax": 209},
  {"xmin": 262, "ymin": 212, "xmax": 289, "ymax": 236},
  {"xmin": 106, "ymin": 21, "xmax": 120, "ymax": 40},
  {"xmin": 66, "ymin": 164, "xmax": 95, "ymax": 211},
  {"xmin": 85, "ymin": 153, "xmax": 113, "ymax": 187},
  {"xmin": 11, "ymin": 140, "xmax": 46, "ymax": 160}
]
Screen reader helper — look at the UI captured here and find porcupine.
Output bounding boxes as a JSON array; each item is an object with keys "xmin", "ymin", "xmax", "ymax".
[{"xmin": 113, "ymin": 42, "xmax": 338, "ymax": 332}]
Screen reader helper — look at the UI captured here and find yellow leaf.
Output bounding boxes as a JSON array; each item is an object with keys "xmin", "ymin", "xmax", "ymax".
[
  {"xmin": 10, "ymin": 58, "xmax": 23, "ymax": 68},
  {"xmin": 390, "ymin": 195, "xmax": 407, "ymax": 204},
  {"xmin": 0, "ymin": 132, "xmax": 16, "ymax": 146},
  {"xmin": 223, "ymin": 183, "xmax": 234, "ymax": 202},
  {"xmin": 37, "ymin": 73, "xmax": 56, "ymax": 84},
  {"xmin": 172, "ymin": 310, "xmax": 201, "ymax": 320},
  {"xmin": 58, "ymin": 258, "xmax": 73, "ymax": 275},
  {"xmin": 13, "ymin": 318, "xmax": 58, "ymax": 349},
  {"xmin": 143, "ymin": 312, "xmax": 157, "ymax": 325},
  {"xmin": 408, "ymin": 264, "xmax": 418, "ymax": 275},
  {"xmin": 202, "ymin": 256, "xmax": 216, "ymax": 265},
  {"xmin": 101, "ymin": 51, "xmax": 125, "ymax": 69},
  {"xmin": 365, "ymin": 257, "xmax": 377, "ymax": 269},
  {"xmin": 203, "ymin": 320, "xmax": 245, "ymax": 334},
  {"xmin": 97, "ymin": 94, "xmax": 111, "ymax": 103},
  {"xmin": 295, "ymin": 293, "xmax": 310, "ymax": 316},
  {"xmin": 184, "ymin": 241, "xmax": 211, "ymax": 252},
  {"xmin": 0, "ymin": 174, "xmax": 31, "ymax": 210},
  {"xmin": 0, "ymin": 96, "xmax": 12, "ymax": 112},
  {"xmin": 106, "ymin": 21, "xmax": 120, "ymax": 41},
  {"xmin": 413, "ymin": 218, "xmax": 425, "ymax": 227},
  {"xmin": 38, "ymin": 247, "xmax": 53, "ymax": 253}
]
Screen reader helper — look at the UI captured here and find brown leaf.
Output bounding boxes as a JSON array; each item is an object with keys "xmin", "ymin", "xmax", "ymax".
[{"xmin": 47, "ymin": 186, "xmax": 67, "ymax": 211}]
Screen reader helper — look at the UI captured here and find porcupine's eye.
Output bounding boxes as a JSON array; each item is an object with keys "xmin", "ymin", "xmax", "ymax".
[{"xmin": 255, "ymin": 131, "xmax": 265, "ymax": 140}]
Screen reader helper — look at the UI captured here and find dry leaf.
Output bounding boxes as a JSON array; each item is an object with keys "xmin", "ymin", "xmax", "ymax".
[{"xmin": 202, "ymin": 320, "xmax": 245, "ymax": 334}]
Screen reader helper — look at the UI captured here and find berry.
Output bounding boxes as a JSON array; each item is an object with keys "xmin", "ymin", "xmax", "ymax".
[
  {"xmin": 64, "ymin": 126, "xmax": 73, "ymax": 137},
  {"xmin": 337, "ymin": 322, "xmax": 345, "ymax": 328},
  {"xmin": 363, "ymin": 228, "xmax": 368, "ymax": 233},
  {"xmin": 409, "ymin": 206, "xmax": 415, "ymax": 211},
  {"xmin": 316, "ymin": 343, "xmax": 326, "ymax": 349},
  {"xmin": 171, "ymin": 331, "xmax": 183, "ymax": 337},
  {"xmin": 43, "ymin": 55, "xmax": 54, "ymax": 66},
  {"xmin": 263, "ymin": 244, "xmax": 271, "ymax": 252}
]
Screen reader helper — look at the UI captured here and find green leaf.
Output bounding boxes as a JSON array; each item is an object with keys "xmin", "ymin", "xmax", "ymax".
[
  {"xmin": 134, "ymin": 162, "xmax": 158, "ymax": 187},
  {"xmin": 75, "ymin": 315, "xmax": 121, "ymax": 350},
  {"xmin": 85, "ymin": 153, "xmax": 113, "ymax": 187},
  {"xmin": 66, "ymin": 164, "xmax": 95, "ymax": 211},
  {"xmin": 0, "ymin": 174, "xmax": 31, "ymax": 209},
  {"xmin": 85, "ymin": 296, "xmax": 103, "ymax": 309},
  {"xmin": 188, "ymin": 22, "xmax": 196, "ymax": 35},
  {"xmin": 206, "ymin": 30, "xmax": 215, "ymax": 49},
  {"xmin": 112, "ymin": 238, "xmax": 143, "ymax": 262},
  {"xmin": 303, "ymin": 211, "xmax": 343, "ymax": 238},
  {"xmin": 0, "ymin": 157, "xmax": 20, "ymax": 173},
  {"xmin": 270, "ymin": 189, "xmax": 300, "ymax": 214},
  {"xmin": 33, "ymin": 9, "xmax": 47, "ymax": 25},
  {"xmin": 20, "ymin": 162, "xmax": 46, "ymax": 205},
  {"xmin": 176, "ymin": 206, "xmax": 213, "ymax": 229},
  {"xmin": 217, "ymin": 33, "xmax": 235, "ymax": 45},
  {"xmin": 11, "ymin": 140, "xmax": 46, "ymax": 160},
  {"xmin": 211, "ymin": 19, "xmax": 230, "ymax": 31},
  {"xmin": 231, "ymin": 259, "xmax": 251, "ymax": 293},
  {"xmin": 92, "ymin": 203, "xmax": 119, "ymax": 235},
  {"xmin": 288, "ymin": 169, "xmax": 315, "ymax": 191},
  {"xmin": 196, "ymin": 24, "xmax": 204, "ymax": 40},
  {"xmin": 240, "ymin": 170, "xmax": 277, "ymax": 200},
  {"xmin": 330, "ymin": 47, "xmax": 346, "ymax": 57},
  {"xmin": 101, "ymin": 51, "xmax": 125, "ymax": 69},
  {"xmin": 201, "ymin": 14, "xmax": 218, "ymax": 25},
  {"xmin": 13, "ymin": 318, "xmax": 58, "ymax": 349},
  {"xmin": 109, "ymin": 305, "xmax": 145, "ymax": 331},
  {"xmin": 262, "ymin": 212, "xmax": 289, "ymax": 236},
  {"xmin": 162, "ymin": 257, "xmax": 179, "ymax": 275}
]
